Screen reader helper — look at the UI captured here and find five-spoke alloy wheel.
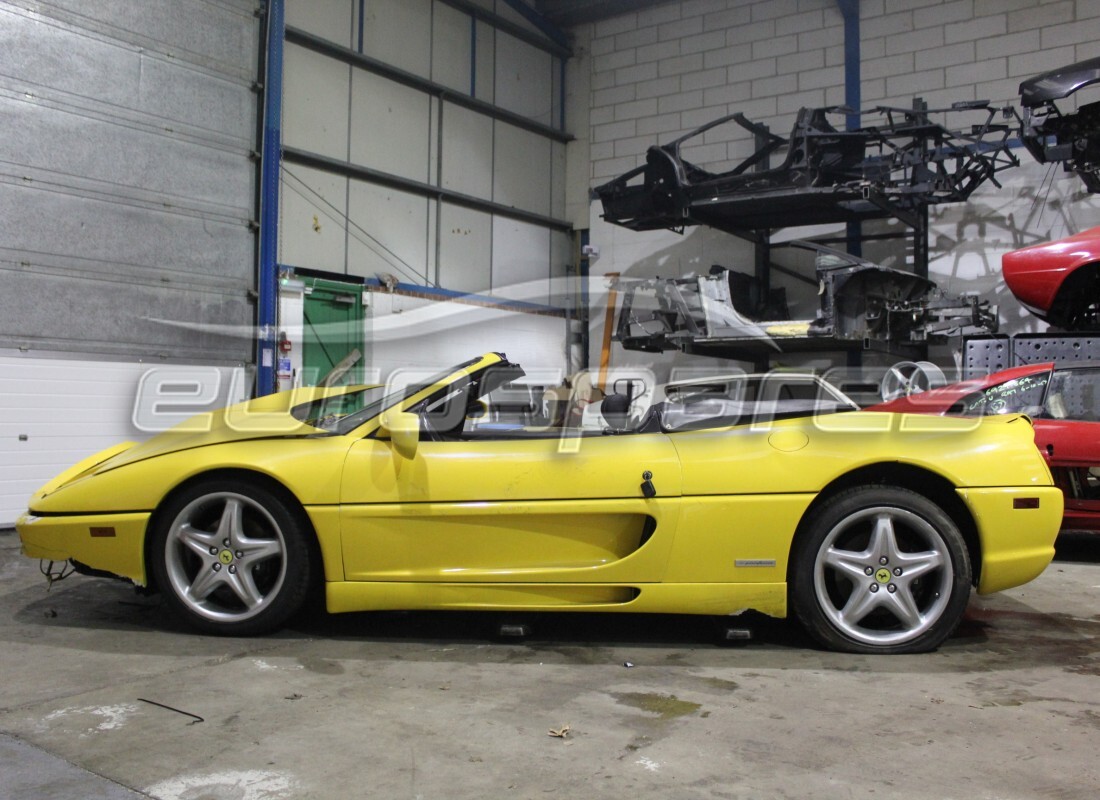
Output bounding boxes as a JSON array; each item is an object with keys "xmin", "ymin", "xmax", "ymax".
[
  {"xmin": 791, "ymin": 486, "xmax": 972, "ymax": 654},
  {"xmin": 151, "ymin": 479, "xmax": 314, "ymax": 635}
]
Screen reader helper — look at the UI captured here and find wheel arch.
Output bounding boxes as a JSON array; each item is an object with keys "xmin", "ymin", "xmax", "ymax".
[
  {"xmin": 790, "ymin": 462, "xmax": 981, "ymax": 586},
  {"xmin": 143, "ymin": 467, "xmax": 323, "ymax": 595},
  {"xmin": 1048, "ymin": 260, "xmax": 1100, "ymax": 329}
]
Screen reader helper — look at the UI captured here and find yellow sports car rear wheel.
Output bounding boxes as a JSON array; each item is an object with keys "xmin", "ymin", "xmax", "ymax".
[
  {"xmin": 791, "ymin": 486, "xmax": 972, "ymax": 654},
  {"xmin": 150, "ymin": 479, "xmax": 315, "ymax": 636}
]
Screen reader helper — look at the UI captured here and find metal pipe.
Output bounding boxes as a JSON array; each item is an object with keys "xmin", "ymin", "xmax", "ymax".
[
  {"xmin": 282, "ymin": 146, "xmax": 574, "ymax": 232},
  {"xmin": 285, "ymin": 26, "xmax": 572, "ymax": 144}
]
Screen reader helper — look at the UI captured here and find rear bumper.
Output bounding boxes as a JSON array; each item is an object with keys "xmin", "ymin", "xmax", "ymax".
[
  {"xmin": 16, "ymin": 511, "xmax": 150, "ymax": 586},
  {"xmin": 959, "ymin": 487, "xmax": 1063, "ymax": 594}
]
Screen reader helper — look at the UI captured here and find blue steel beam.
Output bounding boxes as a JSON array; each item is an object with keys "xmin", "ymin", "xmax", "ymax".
[
  {"xmin": 257, "ymin": 0, "xmax": 284, "ymax": 396},
  {"xmin": 499, "ymin": 0, "xmax": 571, "ymax": 51},
  {"xmin": 837, "ymin": 0, "xmax": 861, "ymax": 257},
  {"xmin": 837, "ymin": 0, "xmax": 860, "ymax": 130}
]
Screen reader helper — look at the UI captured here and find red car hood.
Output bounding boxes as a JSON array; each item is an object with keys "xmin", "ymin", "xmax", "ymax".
[{"xmin": 1002, "ymin": 226, "xmax": 1100, "ymax": 315}]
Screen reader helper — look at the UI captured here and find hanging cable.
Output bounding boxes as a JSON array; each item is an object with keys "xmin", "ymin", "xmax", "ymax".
[{"xmin": 281, "ymin": 165, "xmax": 436, "ymax": 288}]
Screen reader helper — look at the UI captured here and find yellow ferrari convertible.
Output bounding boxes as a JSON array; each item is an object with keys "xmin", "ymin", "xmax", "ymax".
[{"xmin": 17, "ymin": 353, "xmax": 1062, "ymax": 654}]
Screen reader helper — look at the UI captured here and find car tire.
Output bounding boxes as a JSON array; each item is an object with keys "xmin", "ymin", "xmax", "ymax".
[
  {"xmin": 790, "ymin": 486, "xmax": 971, "ymax": 654},
  {"xmin": 150, "ymin": 478, "xmax": 315, "ymax": 636}
]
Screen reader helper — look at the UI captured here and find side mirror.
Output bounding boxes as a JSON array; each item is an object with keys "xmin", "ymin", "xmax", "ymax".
[{"xmin": 379, "ymin": 410, "xmax": 420, "ymax": 459}]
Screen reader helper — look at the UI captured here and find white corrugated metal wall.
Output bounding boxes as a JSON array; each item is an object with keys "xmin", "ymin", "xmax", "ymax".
[{"xmin": 0, "ymin": 0, "xmax": 259, "ymax": 525}]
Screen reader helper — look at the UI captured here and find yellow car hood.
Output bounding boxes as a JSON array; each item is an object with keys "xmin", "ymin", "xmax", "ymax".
[{"xmin": 97, "ymin": 385, "xmax": 372, "ymax": 474}]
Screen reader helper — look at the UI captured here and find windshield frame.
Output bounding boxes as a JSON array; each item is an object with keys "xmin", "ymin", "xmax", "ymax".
[{"xmin": 292, "ymin": 354, "xmax": 505, "ymax": 437}]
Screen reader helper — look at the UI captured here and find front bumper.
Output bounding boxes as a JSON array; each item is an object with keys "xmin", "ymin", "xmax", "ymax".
[{"xmin": 17, "ymin": 511, "xmax": 151, "ymax": 586}]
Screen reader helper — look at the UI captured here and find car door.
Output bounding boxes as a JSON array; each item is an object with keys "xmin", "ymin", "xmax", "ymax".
[
  {"xmin": 338, "ymin": 421, "xmax": 682, "ymax": 586},
  {"xmin": 1035, "ymin": 367, "xmax": 1100, "ymax": 527}
]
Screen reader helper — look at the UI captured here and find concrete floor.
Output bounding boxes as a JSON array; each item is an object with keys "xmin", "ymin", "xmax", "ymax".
[{"xmin": 0, "ymin": 529, "xmax": 1097, "ymax": 800}]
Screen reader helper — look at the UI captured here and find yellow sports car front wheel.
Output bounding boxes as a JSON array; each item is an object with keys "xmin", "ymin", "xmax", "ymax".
[
  {"xmin": 148, "ymin": 478, "xmax": 318, "ymax": 636},
  {"xmin": 790, "ymin": 486, "xmax": 971, "ymax": 654}
]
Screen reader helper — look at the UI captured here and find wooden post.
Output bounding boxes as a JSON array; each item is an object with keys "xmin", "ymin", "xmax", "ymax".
[{"xmin": 597, "ymin": 273, "xmax": 620, "ymax": 392}]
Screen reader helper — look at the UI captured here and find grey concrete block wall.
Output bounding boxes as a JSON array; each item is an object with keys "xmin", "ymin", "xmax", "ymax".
[
  {"xmin": 587, "ymin": 0, "xmax": 1100, "ymax": 183},
  {"xmin": 579, "ymin": 0, "xmax": 1100, "ymax": 352}
]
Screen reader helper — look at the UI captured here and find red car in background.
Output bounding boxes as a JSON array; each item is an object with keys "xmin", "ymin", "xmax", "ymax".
[
  {"xmin": 871, "ymin": 362, "xmax": 1100, "ymax": 531},
  {"xmin": 1002, "ymin": 226, "xmax": 1100, "ymax": 330}
]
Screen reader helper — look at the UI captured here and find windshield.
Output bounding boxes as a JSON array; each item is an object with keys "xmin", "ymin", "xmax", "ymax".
[
  {"xmin": 1041, "ymin": 368, "xmax": 1100, "ymax": 421},
  {"xmin": 948, "ymin": 370, "xmax": 1052, "ymax": 416},
  {"xmin": 291, "ymin": 387, "xmax": 389, "ymax": 432},
  {"xmin": 291, "ymin": 356, "xmax": 485, "ymax": 434}
]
